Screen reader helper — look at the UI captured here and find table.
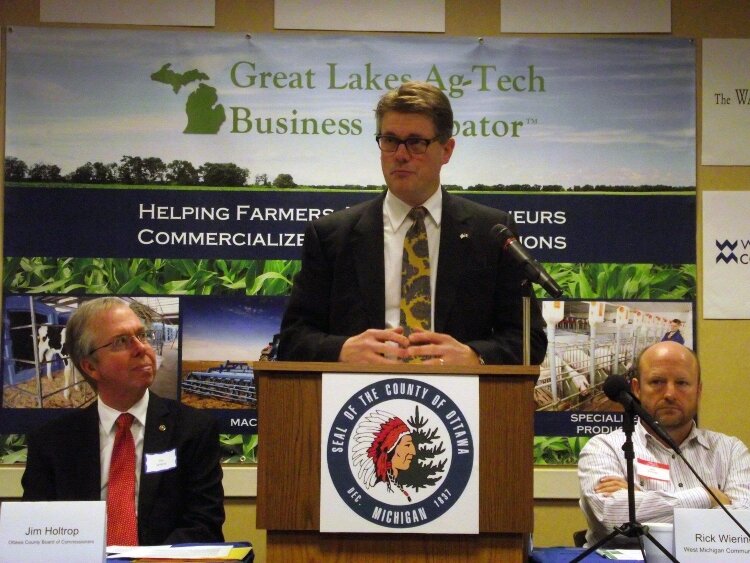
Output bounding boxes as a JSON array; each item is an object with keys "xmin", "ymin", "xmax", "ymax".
[{"xmin": 530, "ymin": 546, "xmax": 642, "ymax": 562}]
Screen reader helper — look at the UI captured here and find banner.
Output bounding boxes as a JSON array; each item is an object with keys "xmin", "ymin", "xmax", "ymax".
[
  {"xmin": 702, "ymin": 39, "xmax": 750, "ymax": 165},
  {"xmin": 2, "ymin": 28, "xmax": 696, "ymax": 465},
  {"xmin": 702, "ymin": 191, "xmax": 750, "ymax": 319}
]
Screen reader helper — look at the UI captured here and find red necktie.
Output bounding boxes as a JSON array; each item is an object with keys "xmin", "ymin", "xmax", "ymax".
[{"xmin": 107, "ymin": 413, "xmax": 139, "ymax": 546}]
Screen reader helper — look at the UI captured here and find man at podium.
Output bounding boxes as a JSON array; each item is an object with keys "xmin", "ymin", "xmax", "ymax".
[
  {"xmin": 22, "ymin": 297, "xmax": 225, "ymax": 546},
  {"xmin": 277, "ymin": 81, "xmax": 547, "ymax": 366}
]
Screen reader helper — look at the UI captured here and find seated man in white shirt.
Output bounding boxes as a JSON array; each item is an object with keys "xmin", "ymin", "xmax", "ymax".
[{"xmin": 578, "ymin": 341, "xmax": 750, "ymax": 547}]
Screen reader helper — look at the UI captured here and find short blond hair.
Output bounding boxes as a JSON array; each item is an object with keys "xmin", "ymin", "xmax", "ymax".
[{"xmin": 375, "ymin": 81, "xmax": 453, "ymax": 141}]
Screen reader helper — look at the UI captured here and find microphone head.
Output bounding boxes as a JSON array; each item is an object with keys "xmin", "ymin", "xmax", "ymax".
[
  {"xmin": 603, "ymin": 374, "xmax": 630, "ymax": 402},
  {"xmin": 491, "ymin": 223, "xmax": 513, "ymax": 242}
]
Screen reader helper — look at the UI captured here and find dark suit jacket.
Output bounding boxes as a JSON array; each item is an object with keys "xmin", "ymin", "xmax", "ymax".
[
  {"xmin": 22, "ymin": 393, "xmax": 225, "ymax": 546},
  {"xmin": 277, "ymin": 190, "xmax": 547, "ymax": 364},
  {"xmin": 661, "ymin": 329, "xmax": 685, "ymax": 345}
]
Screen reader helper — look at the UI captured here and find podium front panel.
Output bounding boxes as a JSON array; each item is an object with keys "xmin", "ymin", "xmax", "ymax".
[{"xmin": 256, "ymin": 362, "xmax": 537, "ymax": 535}]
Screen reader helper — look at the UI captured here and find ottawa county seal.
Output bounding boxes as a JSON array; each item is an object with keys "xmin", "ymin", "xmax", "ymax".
[{"xmin": 326, "ymin": 377, "xmax": 474, "ymax": 529}]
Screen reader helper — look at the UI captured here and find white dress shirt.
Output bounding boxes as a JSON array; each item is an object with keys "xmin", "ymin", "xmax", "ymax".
[
  {"xmin": 383, "ymin": 189, "xmax": 442, "ymax": 330},
  {"xmin": 98, "ymin": 390, "xmax": 150, "ymax": 510}
]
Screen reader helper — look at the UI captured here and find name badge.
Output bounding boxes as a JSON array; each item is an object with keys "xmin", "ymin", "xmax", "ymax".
[
  {"xmin": 636, "ymin": 457, "xmax": 670, "ymax": 482},
  {"xmin": 145, "ymin": 449, "xmax": 177, "ymax": 473}
]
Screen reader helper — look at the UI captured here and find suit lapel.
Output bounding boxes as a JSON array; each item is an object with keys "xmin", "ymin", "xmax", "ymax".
[
  {"xmin": 351, "ymin": 196, "xmax": 387, "ymax": 327},
  {"xmin": 137, "ymin": 394, "xmax": 171, "ymax": 521},
  {"xmin": 79, "ymin": 402, "xmax": 102, "ymax": 500},
  {"xmin": 435, "ymin": 192, "xmax": 472, "ymax": 332}
]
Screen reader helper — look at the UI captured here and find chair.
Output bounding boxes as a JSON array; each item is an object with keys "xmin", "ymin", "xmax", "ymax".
[{"xmin": 573, "ymin": 529, "xmax": 587, "ymax": 547}]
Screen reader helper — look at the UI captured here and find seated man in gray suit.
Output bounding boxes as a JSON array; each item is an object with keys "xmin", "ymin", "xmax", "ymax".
[
  {"xmin": 278, "ymin": 81, "xmax": 547, "ymax": 365},
  {"xmin": 22, "ymin": 297, "xmax": 225, "ymax": 546}
]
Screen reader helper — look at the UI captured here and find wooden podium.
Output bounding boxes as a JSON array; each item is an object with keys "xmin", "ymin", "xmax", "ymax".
[{"xmin": 254, "ymin": 361, "xmax": 539, "ymax": 563}]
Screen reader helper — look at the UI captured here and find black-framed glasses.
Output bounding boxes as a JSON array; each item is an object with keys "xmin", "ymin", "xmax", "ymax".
[
  {"xmin": 375, "ymin": 135, "xmax": 441, "ymax": 155},
  {"xmin": 89, "ymin": 329, "xmax": 156, "ymax": 355}
]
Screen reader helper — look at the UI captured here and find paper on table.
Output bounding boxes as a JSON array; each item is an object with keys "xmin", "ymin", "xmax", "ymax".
[
  {"xmin": 107, "ymin": 545, "xmax": 234, "ymax": 559},
  {"xmin": 596, "ymin": 549, "xmax": 644, "ymax": 560}
]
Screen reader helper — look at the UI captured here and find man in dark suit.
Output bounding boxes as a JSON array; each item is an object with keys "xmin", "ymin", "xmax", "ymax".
[
  {"xmin": 22, "ymin": 297, "xmax": 225, "ymax": 546},
  {"xmin": 278, "ymin": 81, "xmax": 547, "ymax": 365}
]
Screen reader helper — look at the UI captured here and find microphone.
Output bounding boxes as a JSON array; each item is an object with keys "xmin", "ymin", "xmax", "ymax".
[
  {"xmin": 602, "ymin": 374, "xmax": 682, "ymax": 454},
  {"xmin": 491, "ymin": 224, "xmax": 563, "ymax": 298}
]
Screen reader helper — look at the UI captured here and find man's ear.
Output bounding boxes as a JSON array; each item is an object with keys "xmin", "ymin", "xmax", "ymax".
[
  {"xmin": 630, "ymin": 373, "xmax": 641, "ymax": 400},
  {"xmin": 80, "ymin": 357, "xmax": 101, "ymax": 383},
  {"xmin": 441, "ymin": 137, "xmax": 456, "ymax": 164}
]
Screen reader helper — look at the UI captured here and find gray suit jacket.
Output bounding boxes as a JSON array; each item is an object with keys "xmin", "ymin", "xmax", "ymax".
[
  {"xmin": 22, "ymin": 393, "xmax": 225, "ymax": 545},
  {"xmin": 278, "ymin": 190, "xmax": 547, "ymax": 364}
]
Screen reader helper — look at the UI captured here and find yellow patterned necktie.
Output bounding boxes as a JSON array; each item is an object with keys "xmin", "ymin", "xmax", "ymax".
[{"xmin": 400, "ymin": 206, "xmax": 431, "ymax": 337}]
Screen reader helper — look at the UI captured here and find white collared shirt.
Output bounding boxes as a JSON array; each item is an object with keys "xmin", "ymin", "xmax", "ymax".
[
  {"xmin": 383, "ymin": 189, "xmax": 442, "ymax": 330},
  {"xmin": 98, "ymin": 390, "xmax": 150, "ymax": 509}
]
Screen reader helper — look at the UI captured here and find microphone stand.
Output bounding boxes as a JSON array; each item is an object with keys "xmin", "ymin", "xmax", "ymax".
[
  {"xmin": 523, "ymin": 295, "xmax": 531, "ymax": 366},
  {"xmin": 571, "ymin": 402, "xmax": 678, "ymax": 562}
]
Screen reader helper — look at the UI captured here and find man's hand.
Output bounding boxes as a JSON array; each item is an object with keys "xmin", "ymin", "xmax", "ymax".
[
  {"xmin": 405, "ymin": 329, "xmax": 482, "ymax": 366},
  {"xmin": 339, "ymin": 327, "xmax": 411, "ymax": 363},
  {"xmin": 707, "ymin": 487, "xmax": 732, "ymax": 508},
  {"xmin": 594, "ymin": 476, "xmax": 632, "ymax": 496}
]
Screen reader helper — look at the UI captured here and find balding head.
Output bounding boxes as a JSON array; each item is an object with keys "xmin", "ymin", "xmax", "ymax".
[{"xmin": 636, "ymin": 341, "xmax": 700, "ymax": 383}]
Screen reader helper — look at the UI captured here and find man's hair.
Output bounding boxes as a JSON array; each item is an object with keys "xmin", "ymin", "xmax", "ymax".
[
  {"xmin": 671, "ymin": 319, "xmax": 682, "ymax": 325},
  {"xmin": 375, "ymin": 81, "xmax": 453, "ymax": 141},
  {"xmin": 634, "ymin": 342, "xmax": 701, "ymax": 382},
  {"xmin": 66, "ymin": 296, "xmax": 132, "ymax": 390}
]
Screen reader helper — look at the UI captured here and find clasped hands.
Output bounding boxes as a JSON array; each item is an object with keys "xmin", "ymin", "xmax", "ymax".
[{"xmin": 339, "ymin": 326, "xmax": 482, "ymax": 365}]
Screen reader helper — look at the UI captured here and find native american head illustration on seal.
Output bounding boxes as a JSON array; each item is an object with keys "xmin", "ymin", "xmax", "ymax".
[{"xmin": 352, "ymin": 410, "xmax": 417, "ymax": 501}]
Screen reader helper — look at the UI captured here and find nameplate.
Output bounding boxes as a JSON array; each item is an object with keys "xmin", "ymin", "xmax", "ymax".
[
  {"xmin": 0, "ymin": 501, "xmax": 106, "ymax": 563},
  {"xmin": 674, "ymin": 507, "xmax": 750, "ymax": 561}
]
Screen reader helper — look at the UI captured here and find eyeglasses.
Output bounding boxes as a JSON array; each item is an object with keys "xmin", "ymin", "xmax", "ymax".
[
  {"xmin": 89, "ymin": 329, "xmax": 156, "ymax": 355},
  {"xmin": 375, "ymin": 135, "xmax": 442, "ymax": 155}
]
